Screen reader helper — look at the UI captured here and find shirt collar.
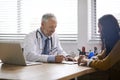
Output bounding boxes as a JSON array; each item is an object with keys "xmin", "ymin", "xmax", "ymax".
[{"xmin": 38, "ymin": 28, "xmax": 51, "ymax": 40}]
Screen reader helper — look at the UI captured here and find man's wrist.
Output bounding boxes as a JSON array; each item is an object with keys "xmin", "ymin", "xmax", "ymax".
[{"xmin": 47, "ymin": 55, "xmax": 55, "ymax": 62}]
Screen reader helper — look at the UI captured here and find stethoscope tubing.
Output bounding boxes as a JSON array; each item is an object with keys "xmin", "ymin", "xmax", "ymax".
[{"xmin": 36, "ymin": 30, "xmax": 53, "ymax": 49}]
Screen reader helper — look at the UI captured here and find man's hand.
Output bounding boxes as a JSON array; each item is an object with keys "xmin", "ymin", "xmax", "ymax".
[
  {"xmin": 55, "ymin": 55, "xmax": 65, "ymax": 63},
  {"xmin": 65, "ymin": 55, "xmax": 76, "ymax": 61}
]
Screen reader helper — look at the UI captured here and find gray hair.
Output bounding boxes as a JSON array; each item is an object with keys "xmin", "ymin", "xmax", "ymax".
[{"xmin": 41, "ymin": 13, "xmax": 56, "ymax": 22}]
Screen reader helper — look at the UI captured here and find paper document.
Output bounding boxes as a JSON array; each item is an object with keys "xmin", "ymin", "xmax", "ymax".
[{"xmin": 62, "ymin": 61, "xmax": 77, "ymax": 65}]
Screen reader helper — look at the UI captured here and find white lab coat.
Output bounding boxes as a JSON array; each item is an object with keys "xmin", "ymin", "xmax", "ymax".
[{"xmin": 23, "ymin": 29, "xmax": 67, "ymax": 62}]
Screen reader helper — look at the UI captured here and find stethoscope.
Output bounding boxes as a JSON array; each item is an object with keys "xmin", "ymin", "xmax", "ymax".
[{"xmin": 36, "ymin": 30, "xmax": 53, "ymax": 49}]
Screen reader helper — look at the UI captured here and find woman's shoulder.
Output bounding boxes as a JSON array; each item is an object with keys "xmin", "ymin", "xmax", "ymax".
[
  {"xmin": 116, "ymin": 40, "xmax": 120, "ymax": 45},
  {"xmin": 112, "ymin": 40, "xmax": 120, "ymax": 51}
]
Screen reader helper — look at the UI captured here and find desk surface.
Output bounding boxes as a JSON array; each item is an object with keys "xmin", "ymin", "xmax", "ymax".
[{"xmin": 0, "ymin": 63, "xmax": 95, "ymax": 80}]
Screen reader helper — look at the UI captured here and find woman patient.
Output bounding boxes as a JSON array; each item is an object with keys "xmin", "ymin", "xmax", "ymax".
[{"xmin": 78, "ymin": 14, "xmax": 120, "ymax": 80}]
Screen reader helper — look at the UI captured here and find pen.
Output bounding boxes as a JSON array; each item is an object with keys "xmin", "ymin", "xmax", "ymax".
[{"xmin": 49, "ymin": 47, "xmax": 58, "ymax": 55}]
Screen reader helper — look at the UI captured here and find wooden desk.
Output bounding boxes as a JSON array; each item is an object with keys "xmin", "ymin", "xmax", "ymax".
[{"xmin": 0, "ymin": 63, "xmax": 95, "ymax": 80}]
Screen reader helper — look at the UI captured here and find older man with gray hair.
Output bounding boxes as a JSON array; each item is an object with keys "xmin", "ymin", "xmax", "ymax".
[{"xmin": 23, "ymin": 13, "xmax": 75, "ymax": 63}]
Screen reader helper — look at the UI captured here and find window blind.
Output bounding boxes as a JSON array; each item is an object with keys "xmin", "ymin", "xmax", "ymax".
[
  {"xmin": 96, "ymin": 0, "xmax": 120, "ymax": 25},
  {"xmin": 0, "ymin": 0, "xmax": 17, "ymax": 34},
  {"xmin": 0, "ymin": 0, "xmax": 77, "ymax": 41},
  {"xmin": 88, "ymin": 0, "xmax": 100, "ymax": 41},
  {"xmin": 89, "ymin": 0, "xmax": 120, "ymax": 41}
]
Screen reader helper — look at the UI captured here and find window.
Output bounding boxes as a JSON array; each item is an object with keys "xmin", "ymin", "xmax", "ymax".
[
  {"xmin": 88, "ymin": 0, "xmax": 99, "ymax": 41},
  {"xmin": 0, "ymin": 0, "xmax": 77, "ymax": 41},
  {"xmin": 96, "ymin": 0, "xmax": 120, "ymax": 25},
  {"xmin": 89, "ymin": 0, "xmax": 120, "ymax": 41}
]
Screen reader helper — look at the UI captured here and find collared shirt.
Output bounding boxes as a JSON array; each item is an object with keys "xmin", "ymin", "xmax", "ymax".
[
  {"xmin": 23, "ymin": 28, "xmax": 68, "ymax": 62},
  {"xmin": 38, "ymin": 29, "xmax": 55, "ymax": 62}
]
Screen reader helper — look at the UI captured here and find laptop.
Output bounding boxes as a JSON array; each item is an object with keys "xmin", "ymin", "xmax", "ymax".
[{"xmin": 0, "ymin": 42, "xmax": 42, "ymax": 66}]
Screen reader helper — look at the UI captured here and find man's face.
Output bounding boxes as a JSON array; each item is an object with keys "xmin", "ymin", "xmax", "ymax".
[{"xmin": 41, "ymin": 18, "xmax": 57, "ymax": 36}]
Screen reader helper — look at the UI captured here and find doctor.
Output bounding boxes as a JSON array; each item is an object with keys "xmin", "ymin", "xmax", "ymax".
[{"xmin": 23, "ymin": 13, "xmax": 75, "ymax": 63}]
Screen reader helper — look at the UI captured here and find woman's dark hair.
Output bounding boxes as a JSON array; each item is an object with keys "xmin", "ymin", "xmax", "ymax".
[{"xmin": 99, "ymin": 14, "xmax": 120, "ymax": 56}]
